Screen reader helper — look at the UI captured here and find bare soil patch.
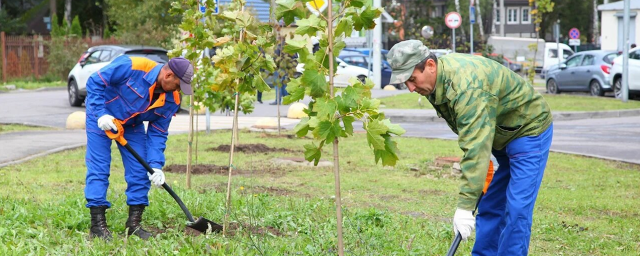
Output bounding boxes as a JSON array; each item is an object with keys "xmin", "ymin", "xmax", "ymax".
[{"xmin": 207, "ymin": 143, "xmax": 298, "ymax": 154}]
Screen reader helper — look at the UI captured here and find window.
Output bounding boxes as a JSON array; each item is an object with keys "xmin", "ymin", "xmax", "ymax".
[
  {"xmin": 85, "ymin": 50, "xmax": 103, "ymax": 65},
  {"xmin": 566, "ymin": 55, "xmax": 582, "ymax": 68},
  {"xmin": 507, "ymin": 7, "xmax": 519, "ymax": 24},
  {"xmin": 495, "ymin": 9, "xmax": 500, "ymax": 24},
  {"xmin": 343, "ymin": 57, "xmax": 367, "ymax": 68},
  {"xmin": 521, "ymin": 7, "xmax": 531, "ymax": 24},
  {"xmin": 98, "ymin": 50, "xmax": 112, "ymax": 62},
  {"xmin": 549, "ymin": 49, "xmax": 574, "ymax": 59},
  {"xmin": 581, "ymin": 55, "xmax": 594, "ymax": 66}
]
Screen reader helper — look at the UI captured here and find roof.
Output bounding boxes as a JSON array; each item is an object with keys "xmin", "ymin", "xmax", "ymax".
[{"xmin": 598, "ymin": 0, "xmax": 640, "ymax": 11}]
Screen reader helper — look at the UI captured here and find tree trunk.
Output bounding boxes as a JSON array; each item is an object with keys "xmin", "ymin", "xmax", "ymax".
[
  {"xmin": 64, "ymin": 0, "xmax": 71, "ymax": 28},
  {"xmin": 454, "ymin": 0, "xmax": 467, "ymax": 42},
  {"xmin": 593, "ymin": 0, "xmax": 598, "ymax": 44},
  {"xmin": 476, "ymin": 0, "xmax": 485, "ymax": 41},
  {"xmin": 50, "ymin": 0, "xmax": 56, "ymax": 18}
]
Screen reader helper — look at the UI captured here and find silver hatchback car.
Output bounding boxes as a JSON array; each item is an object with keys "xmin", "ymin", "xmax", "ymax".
[{"xmin": 545, "ymin": 50, "xmax": 620, "ymax": 96}]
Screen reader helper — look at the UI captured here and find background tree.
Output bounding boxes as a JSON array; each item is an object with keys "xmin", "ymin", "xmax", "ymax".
[{"xmin": 106, "ymin": 0, "xmax": 181, "ymax": 48}]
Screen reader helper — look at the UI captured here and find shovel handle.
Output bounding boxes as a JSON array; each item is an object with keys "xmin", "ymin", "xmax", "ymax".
[
  {"xmin": 121, "ymin": 143, "xmax": 196, "ymax": 223},
  {"xmin": 104, "ymin": 119, "xmax": 128, "ymax": 146},
  {"xmin": 105, "ymin": 121, "xmax": 197, "ymax": 223}
]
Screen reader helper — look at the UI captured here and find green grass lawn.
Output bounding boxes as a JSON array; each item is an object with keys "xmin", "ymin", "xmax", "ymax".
[
  {"xmin": 0, "ymin": 80, "xmax": 65, "ymax": 91},
  {"xmin": 379, "ymin": 92, "xmax": 640, "ymax": 111},
  {"xmin": 1, "ymin": 130, "xmax": 639, "ymax": 254},
  {"xmin": 0, "ymin": 124, "xmax": 53, "ymax": 134}
]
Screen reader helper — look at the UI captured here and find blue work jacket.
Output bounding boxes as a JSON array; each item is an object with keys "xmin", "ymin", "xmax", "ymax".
[{"xmin": 85, "ymin": 55, "xmax": 181, "ymax": 169}]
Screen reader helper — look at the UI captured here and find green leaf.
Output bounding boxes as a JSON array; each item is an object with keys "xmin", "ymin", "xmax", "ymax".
[
  {"xmin": 351, "ymin": 7, "xmax": 382, "ymax": 31},
  {"xmin": 283, "ymin": 78, "xmax": 305, "ymax": 104},
  {"xmin": 303, "ymin": 143, "xmax": 322, "ymax": 166},
  {"xmin": 295, "ymin": 15, "xmax": 327, "ymax": 37},
  {"xmin": 221, "ymin": 10, "xmax": 239, "ymax": 21},
  {"xmin": 382, "ymin": 119, "xmax": 406, "ymax": 136},
  {"xmin": 348, "ymin": 0, "xmax": 367, "ymax": 8},
  {"xmin": 314, "ymin": 120, "xmax": 342, "ymax": 143},
  {"xmin": 293, "ymin": 117, "xmax": 311, "ymax": 137},
  {"xmin": 276, "ymin": 0, "xmax": 306, "ymax": 26},
  {"xmin": 284, "ymin": 39, "xmax": 311, "ymax": 61},
  {"xmin": 333, "ymin": 39, "xmax": 346, "ymax": 58},
  {"xmin": 302, "ymin": 69, "xmax": 327, "ymax": 98},
  {"xmin": 366, "ymin": 119, "xmax": 388, "ymax": 150},
  {"xmin": 252, "ymin": 72, "xmax": 270, "ymax": 92},
  {"xmin": 334, "ymin": 16, "xmax": 354, "ymax": 37},
  {"xmin": 342, "ymin": 116, "xmax": 355, "ymax": 136},
  {"xmin": 374, "ymin": 135, "xmax": 400, "ymax": 166},
  {"xmin": 314, "ymin": 98, "xmax": 337, "ymax": 120}
]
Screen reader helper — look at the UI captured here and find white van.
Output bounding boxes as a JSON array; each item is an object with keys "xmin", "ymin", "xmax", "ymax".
[{"xmin": 540, "ymin": 43, "xmax": 574, "ymax": 78}]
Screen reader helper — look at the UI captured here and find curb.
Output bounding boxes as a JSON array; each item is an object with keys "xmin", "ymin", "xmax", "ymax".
[
  {"xmin": 0, "ymin": 143, "xmax": 86, "ymax": 169},
  {"xmin": 384, "ymin": 109, "xmax": 640, "ymax": 123}
]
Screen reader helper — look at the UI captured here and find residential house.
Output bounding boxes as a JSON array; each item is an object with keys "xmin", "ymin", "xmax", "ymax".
[
  {"xmin": 598, "ymin": 0, "xmax": 640, "ymax": 51},
  {"xmin": 493, "ymin": 0, "xmax": 535, "ymax": 38}
]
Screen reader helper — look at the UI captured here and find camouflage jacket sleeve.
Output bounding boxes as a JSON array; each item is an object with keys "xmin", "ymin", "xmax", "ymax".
[{"xmin": 452, "ymin": 89, "xmax": 498, "ymax": 210}]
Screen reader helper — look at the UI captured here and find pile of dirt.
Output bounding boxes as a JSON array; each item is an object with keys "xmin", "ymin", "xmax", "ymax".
[
  {"xmin": 259, "ymin": 133, "xmax": 305, "ymax": 139},
  {"xmin": 207, "ymin": 143, "xmax": 297, "ymax": 154},
  {"xmin": 163, "ymin": 164, "xmax": 237, "ymax": 175},
  {"xmin": 408, "ymin": 156, "xmax": 462, "ymax": 179}
]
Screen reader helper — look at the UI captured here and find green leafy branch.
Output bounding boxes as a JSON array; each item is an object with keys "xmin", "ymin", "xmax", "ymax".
[{"xmin": 275, "ymin": 0, "xmax": 405, "ymax": 167}]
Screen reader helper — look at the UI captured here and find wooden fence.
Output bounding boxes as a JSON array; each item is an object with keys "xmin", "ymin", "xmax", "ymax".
[{"xmin": 0, "ymin": 32, "xmax": 119, "ymax": 83}]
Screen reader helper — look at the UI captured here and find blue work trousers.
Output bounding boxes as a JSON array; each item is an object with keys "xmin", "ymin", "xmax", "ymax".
[
  {"xmin": 472, "ymin": 124, "xmax": 553, "ymax": 256},
  {"xmin": 84, "ymin": 115, "xmax": 150, "ymax": 208}
]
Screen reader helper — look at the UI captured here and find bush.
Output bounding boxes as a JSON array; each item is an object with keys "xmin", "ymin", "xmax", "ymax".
[{"xmin": 45, "ymin": 37, "xmax": 87, "ymax": 80}]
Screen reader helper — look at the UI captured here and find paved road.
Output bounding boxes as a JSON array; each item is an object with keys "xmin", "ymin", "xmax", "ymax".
[{"xmin": 1, "ymin": 89, "xmax": 639, "ymax": 166}]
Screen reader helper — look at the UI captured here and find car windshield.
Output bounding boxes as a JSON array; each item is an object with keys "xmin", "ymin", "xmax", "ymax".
[{"xmin": 125, "ymin": 50, "xmax": 169, "ymax": 63}]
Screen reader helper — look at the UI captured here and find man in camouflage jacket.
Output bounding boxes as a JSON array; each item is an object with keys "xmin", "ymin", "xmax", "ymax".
[{"xmin": 388, "ymin": 40, "xmax": 553, "ymax": 256}]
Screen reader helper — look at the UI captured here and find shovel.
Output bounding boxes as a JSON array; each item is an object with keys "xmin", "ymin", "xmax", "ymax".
[
  {"xmin": 446, "ymin": 160, "xmax": 495, "ymax": 256},
  {"xmin": 105, "ymin": 119, "xmax": 222, "ymax": 233}
]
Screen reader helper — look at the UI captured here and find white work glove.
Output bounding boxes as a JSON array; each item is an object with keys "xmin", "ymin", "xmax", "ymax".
[
  {"xmin": 148, "ymin": 168, "xmax": 165, "ymax": 187},
  {"xmin": 97, "ymin": 114, "xmax": 117, "ymax": 131},
  {"xmin": 453, "ymin": 208, "xmax": 475, "ymax": 241}
]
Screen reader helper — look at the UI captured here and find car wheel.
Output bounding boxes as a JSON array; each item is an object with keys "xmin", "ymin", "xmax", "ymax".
[
  {"xmin": 613, "ymin": 78, "xmax": 623, "ymax": 99},
  {"xmin": 589, "ymin": 80, "xmax": 604, "ymax": 97},
  {"xmin": 546, "ymin": 79, "xmax": 560, "ymax": 94},
  {"xmin": 357, "ymin": 75, "xmax": 366, "ymax": 84},
  {"xmin": 68, "ymin": 80, "xmax": 83, "ymax": 107}
]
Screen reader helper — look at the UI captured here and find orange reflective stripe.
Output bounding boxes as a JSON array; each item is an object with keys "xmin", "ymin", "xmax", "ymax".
[
  {"xmin": 173, "ymin": 91, "xmax": 181, "ymax": 105},
  {"xmin": 129, "ymin": 57, "xmax": 157, "ymax": 73},
  {"xmin": 482, "ymin": 160, "xmax": 495, "ymax": 194},
  {"xmin": 119, "ymin": 91, "xmax": 166, "ymax": 125}
]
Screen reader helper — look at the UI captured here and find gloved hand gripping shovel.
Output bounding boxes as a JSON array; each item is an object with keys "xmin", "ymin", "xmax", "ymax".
[
  {"xmin": 105, "ymin": 119, "xmax": 222, "ymax": 233},
  {"xmin": 446, "ymin": 161, "xmax": 495, "ymax": 256}
]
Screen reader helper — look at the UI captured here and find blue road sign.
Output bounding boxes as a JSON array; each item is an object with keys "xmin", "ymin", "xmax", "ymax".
[
  {"xmin": 470, "ymin": 6, "xmax": 476, "ymax": 24},
  {"xmin": 569, "ymin": 28, "xmax": 580, "ymax": 40},
  {"xmin": 199, "ymin": 0, "xmax": 219, "ymax": 15}
]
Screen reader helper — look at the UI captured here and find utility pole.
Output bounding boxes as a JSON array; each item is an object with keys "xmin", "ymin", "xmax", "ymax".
[
  {"xmin": 500, "ymin": 0, "xmax": 505, "ymax": 36},
  {"xmin": 373, "ymin": 0, "xmax": 382, "ymax": 88},
  {"xmin": 622, "ymin": 0, "xmax": 630, "ymax": 102}
]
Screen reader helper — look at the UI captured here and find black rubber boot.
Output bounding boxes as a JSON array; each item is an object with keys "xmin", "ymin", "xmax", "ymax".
[
  {"xmin": 89, "ymin": 206, "xmax": 112, "ymax": 240},
  {"xmin": 126, "ymin": 205, "xmax": 152, "ymax": 240}
]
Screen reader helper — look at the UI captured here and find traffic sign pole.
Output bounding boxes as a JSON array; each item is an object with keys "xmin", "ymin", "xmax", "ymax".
[{"xmin": 445, "ymin": 12, "xmax": 462, "ymax": 53}]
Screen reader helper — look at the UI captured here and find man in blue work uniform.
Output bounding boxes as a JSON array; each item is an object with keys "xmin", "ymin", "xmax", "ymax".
[{"xmin": 84, "ymin": 56, "xmax": 193, "ymax": 240}]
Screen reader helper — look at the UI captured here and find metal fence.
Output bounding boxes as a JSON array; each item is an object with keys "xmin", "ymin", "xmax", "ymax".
[{"xmin": 0, "ymin": 32, "xmax": 119, "ymax": 83}]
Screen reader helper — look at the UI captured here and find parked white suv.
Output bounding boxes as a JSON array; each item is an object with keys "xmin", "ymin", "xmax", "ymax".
[
  {"xmin": 67, "ymin": 45, "xmax": 169, "ymax": 106},
  {"xmin": 609, "ymin": 47, "xmax": 640, "ymax": 99}
]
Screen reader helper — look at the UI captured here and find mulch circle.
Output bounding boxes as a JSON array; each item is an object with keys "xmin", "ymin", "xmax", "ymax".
[{"xmin": 207, "ymin": 143, "xmax": 297, "ymax": 154}]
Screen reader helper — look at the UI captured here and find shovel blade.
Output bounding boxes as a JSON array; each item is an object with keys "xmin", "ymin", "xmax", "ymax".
[{"xmin": 187, "ymin": 217, "xmax": 223, "ymax": 233}]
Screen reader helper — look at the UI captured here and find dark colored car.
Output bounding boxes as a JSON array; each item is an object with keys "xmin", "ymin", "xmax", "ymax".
[
  {"xmin": 545, "ymin": 50, "xmax": 619, "ymax": 96},
  {"xmin": 67, "ymin": 45, "xmax": 169, "ymax": 106}
]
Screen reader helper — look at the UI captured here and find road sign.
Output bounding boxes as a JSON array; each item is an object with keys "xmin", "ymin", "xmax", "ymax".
[
  {"xmin": 470, "ymin": 6, "xmax": 476, "ymax": 24},
  {"xmin": 569, "ymin": 27, "xmax": 580, "ymax": 39},
  {"xmin": 306, "ymin": 0, "xmax": 328, "ymax": 16},
  {"xmin": 569, "ymin": 39, "xmax": 580, "ymax": 46},
  {"xmin": 199, "ymin": 0, "xmax": 219, "ymax": 15},
  {"xmin": 445, "ymin": 12, "xmax": 462, "ymax": 29}
]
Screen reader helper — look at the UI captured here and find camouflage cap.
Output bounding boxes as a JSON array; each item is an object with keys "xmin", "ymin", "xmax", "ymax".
[{"xmin": 388, "ymin": 40, "xmax": 430, "ymax": 84}]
